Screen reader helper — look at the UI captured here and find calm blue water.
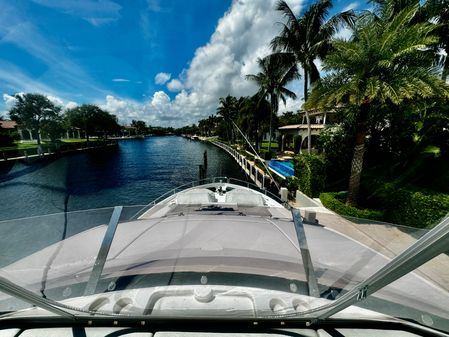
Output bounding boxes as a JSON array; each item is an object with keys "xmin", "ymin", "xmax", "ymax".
[
  {"xmin": 0, "ymin": 136, "xmax": 246, "ymax": 221},
  {"xmin": 268, "ymin": 160, "xmax": 294, "ymax": 177}
]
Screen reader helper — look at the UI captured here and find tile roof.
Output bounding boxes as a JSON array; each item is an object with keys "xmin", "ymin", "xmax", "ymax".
[{"xmin": 0, "ymin": 120, "xmax": 17, "ymax": 129}]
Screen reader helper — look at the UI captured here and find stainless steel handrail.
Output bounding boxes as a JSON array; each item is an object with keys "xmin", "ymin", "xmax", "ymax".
[{"xmin": 129, "ymin": 177, "xmax": 287, "ymax": 219}]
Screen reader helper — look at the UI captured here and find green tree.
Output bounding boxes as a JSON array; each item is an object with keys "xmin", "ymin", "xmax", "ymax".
[
  {"xmin": 65, "ymin": 104, "xmax": 120, "ymax": 141},
  {"xmin": 131, "ymin": 120, "xmax": 148, "ymax": 135},
  {"xmin": 278, "ymin": 110, "xmax": 302, "ymax": 126},
  {"xmin": 369, "ymin": 0, "xmax": 449, "ymax": 81},
  {"xmin": 272, "ymin": 0, "xmax": 354, "ymax": 154},
  {"xmin": 9, "ymin": 93, "xmax": 61, "ymax": 145},
  {"xmin": 246, "ymin": 53, "xmax": 298, "ymax": 152},
  {"xmin": 206, "ymin": 115, "xmax": 219, "ymax": 136},
  {"xmin": 306, "ymin": 5, "xmax": 449, "ymax": 206},
  {"xmin": 237, "ymin": 95, "xmax": 271, "ymax": 150},
  {"xmin": 42, "ymin": 118, "xmax": 64, "ymax": 142},
  {"xmin": 216, "ymin": 95, "xmax": 238, "ymax": 142}
]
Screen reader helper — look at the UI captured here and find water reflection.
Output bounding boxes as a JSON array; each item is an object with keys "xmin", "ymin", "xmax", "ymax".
[{"xmin": 0, "ymin": 136, "xmax": 246, "ymax": 221}]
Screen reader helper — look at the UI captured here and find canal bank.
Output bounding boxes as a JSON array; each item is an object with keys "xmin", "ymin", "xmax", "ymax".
[
  {"xmin": 0, "ymin": 136, "xmax": 246, "ymax": 221},
  {"xmin": 0, "ymin": 140, "xmax": 118, "ymax": 163}
]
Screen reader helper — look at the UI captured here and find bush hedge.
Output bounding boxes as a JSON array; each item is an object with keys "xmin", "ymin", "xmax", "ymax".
[
  {"xmin": 372, "ymin": 183, "xmax": 449, "ymax": 228},
  {"xmin": 320, "ymin": 185, "xmax": 449, "ymax": 228},
  {"xmin": 294, "ymin": 153, "xmax": 326, "ymax": 197},
  {"xmin": 320, "ymin": 192, "xmax": 384, "ymax": 221},
  {"xmin": 284, "ymin": 176, "xmax": 300, "ymax": 192}
]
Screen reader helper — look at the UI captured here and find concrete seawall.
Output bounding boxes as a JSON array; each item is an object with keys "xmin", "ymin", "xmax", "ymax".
[{"xmin": 0, "ymin": 141, "xmax": 118, "ymax": 163}]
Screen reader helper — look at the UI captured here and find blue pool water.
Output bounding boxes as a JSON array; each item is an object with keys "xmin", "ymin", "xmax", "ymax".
[{"xmin": 268, "ymin": 160, "xmax": 294, "ymax": 177}]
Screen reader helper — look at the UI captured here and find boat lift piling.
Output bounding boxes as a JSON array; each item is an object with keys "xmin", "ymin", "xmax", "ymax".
[
  {"xmin": 198, "ymin": 151, "xmax": 208, "ymax": 181},
  {"xmin": 198, "ymin": 164, "xmax": 206, "ymax": 181}
]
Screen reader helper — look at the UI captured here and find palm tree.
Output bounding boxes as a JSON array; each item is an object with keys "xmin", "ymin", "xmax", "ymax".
[
  {"xmin": 237, "ymin": 95, "xmax": 271, "ymax": 151},
  {"xmin": 206, "ymin": 115, "xmax": 218, "ymax": 136},
  {"xmin": 370, "ymin": 0, "xmax": 449, "ymax": 81},
  {"xmin": 422, "ymin": 0, "xmax": 449, "ymax": 81},
  {"xmin": 216, "ymin": 95, "xmax": 238, "ymax": 142},
  {"xmin": 271, "ymin": 0, "xmax": 354, "ymax": 153},
  {"xmin": 369, "ymin": 0, "xmax": 420, "ymax": 18},
  {"xmin": 305, "ymin": 4, "xmax": 449, "ymax": 206},
  {"xmin": 246, "ymin": 53, "xmax": 299, "ymax": 152}
]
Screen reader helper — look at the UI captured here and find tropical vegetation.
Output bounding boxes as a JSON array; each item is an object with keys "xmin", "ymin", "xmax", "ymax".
[
  {"xmin": 246, "ymin": 53, "xmax": 299, "ymax": 151},
  {"xmin": 178, "ymin": 0, "xmax": 449, "ymax": 227},
  {"xmin": 271, "ymin": 0, "xmax": 354, "ymax": 153},
  {"xmin": 3, "ymin": 0, "xmax": 448, "ymax": 227}
]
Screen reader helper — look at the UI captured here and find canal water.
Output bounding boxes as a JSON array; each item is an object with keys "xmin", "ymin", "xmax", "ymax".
[{"xmin": 0, "ymin": 136, "xmax": 247, "ymax": 221}]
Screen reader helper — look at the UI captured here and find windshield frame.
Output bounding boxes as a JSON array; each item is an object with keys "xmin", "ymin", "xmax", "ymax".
[{"xmin": 0, "ymin": 205, "xmax": 448, "ymax": 330}]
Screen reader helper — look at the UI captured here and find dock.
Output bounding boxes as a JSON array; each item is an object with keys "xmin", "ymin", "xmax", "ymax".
[{"xmin": 211, "ymin": 141, "xmax": 277, "ymax": 191}]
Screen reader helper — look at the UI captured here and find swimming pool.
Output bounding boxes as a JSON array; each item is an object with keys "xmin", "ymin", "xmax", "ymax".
[{"xmin": 267, "ymin": 159, "xmax": 294, "ymax": 178}]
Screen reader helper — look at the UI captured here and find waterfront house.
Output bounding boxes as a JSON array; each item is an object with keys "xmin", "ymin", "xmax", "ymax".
[
  {"xmin": 0, "ymin": 120, "xmax": 17, "ymax": 136},
  {"xmin": 278, "ymin": 110, "xmax": 337, "ymax": 153}
]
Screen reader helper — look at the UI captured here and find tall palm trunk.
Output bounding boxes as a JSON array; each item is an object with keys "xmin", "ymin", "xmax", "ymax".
[
  {"xmin": 255, "ymin": 119, "xmax": 260, "ymax": 151},
  {"xmin": 268, "ymin": 98, "xmax": 274, "ymax": 152},
  {"xmin": 304, "ymin": 70, "xmax": 312, "ymax": 154},
  {"xmin": 346, "ymin": 100, "xmax": 370, "ymax": 206},
  {"xmin": 36, "ymin": 128, "xmax": 41, "ymax": 145}
]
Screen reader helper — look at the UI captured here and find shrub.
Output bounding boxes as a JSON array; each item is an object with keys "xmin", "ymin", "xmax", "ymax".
[
  {"xmin": 372, "ymin": 183, "xmax": 449, "ymax": 228},
  {"xmin": 320, "ymin": 192, "xmax": 384, "ymax": 220},
  {"xmin": 318, "ymin": 124, "xmax": 354, "ymax": 189},
  {"xmin": 0, "ymin": 128, "xmax": 18, "ymax": 147},
  {"xmin": 284, "ymin": 176, "xmax": 300, "ymax": 192},
  {"xmin": 0, "ymin": 133, "xmax": 14, "ymax": 147},
  {"xmin": 294, "ymin": 153, "xmax": 326, "ymax": 197}
]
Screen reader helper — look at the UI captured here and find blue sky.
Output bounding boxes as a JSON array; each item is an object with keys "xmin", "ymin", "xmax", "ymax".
[{"xmin": 0, "ymin": 0, "xmax": 366, "ymax": 127}]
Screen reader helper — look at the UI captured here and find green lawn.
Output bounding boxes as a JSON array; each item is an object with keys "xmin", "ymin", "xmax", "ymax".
[
  {"xmin": 0, "ymin": 143, "xmax": 40, "ymax": 151},
  {"xmin": 0, "ymin": 138, "xmax": 96, "ymax": 152},
  {"xmin": 260, "ymin": 142, "xmax": 279, "ymax": 149},
  {"xmin": 62, "ymin": 138, "xmax": 97, "ymax": 143}
]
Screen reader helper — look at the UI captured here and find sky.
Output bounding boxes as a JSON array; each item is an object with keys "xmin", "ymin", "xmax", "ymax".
[{"xmin": 0, "ymin": 0, "xmax": 366, "ymax": 127}]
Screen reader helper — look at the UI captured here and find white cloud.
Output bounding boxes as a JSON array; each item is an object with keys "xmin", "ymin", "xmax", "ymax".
[
  {"xmin": 279, "ymin": 97, "xmax": 301, "ymax": 114},
  {"xmin": 89, "ymin": 0, "xmax": 305, "ymax": 127},
  {"xmin": 47, "ymin": 95, "xmax": 65, "ymax": 107},
  {"xmin": 65, "ymin": 101, "xmax": 78, "ymax": 110},
  {"xmin": 334, "ymin": 27, "xmax": 353, "ymax": 40},
  {"xmin": 30, "ymin": 0, "xmax": 122, "ymax": 26},
  {"xmin": 112, "ymin": 78, "xmax": 130, "ymax": 82},
  {"xmin": 166, "ymin": 79, "xmax": 183, "ymax": 92},
  {"xmin": 342, "ymin": 2, "xmax": 359, "ymax": 12},
  {"xmin": 146, "ymin": 0, "xmax": 170, "ymax": 12},
  {"xmin": 151, "ymin": 0, "xmax": 303, "ymax": 125},
  {"xmin": 97, "ymin": 90, "xmax": 215, "ymax": 127},
  {"xmin": 154, "ymin": 72, "xmax": 171, "ymax": 85},
  {"xmin": 3, "ymin": 94, "xmax": 17, "ymax": 108},
  {"xmin": 3, "ymin": 92, "xmax": 78, "ymax": 112},
  {"xmin": 0, "ymin": 1, "xmax": 307, "ymax": 127}
]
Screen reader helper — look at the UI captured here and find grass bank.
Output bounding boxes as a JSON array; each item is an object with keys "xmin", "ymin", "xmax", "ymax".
[
  {"xmin": 0, "ymin": 139, "xmax": 98, "ymax": 152},
  {"xmin": 0, "ymin": 138, "xmax": 114, "ymax": 161}
]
